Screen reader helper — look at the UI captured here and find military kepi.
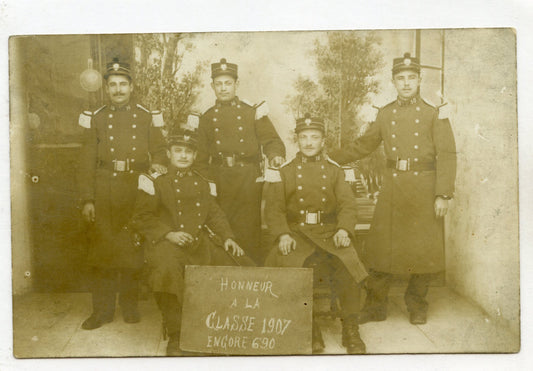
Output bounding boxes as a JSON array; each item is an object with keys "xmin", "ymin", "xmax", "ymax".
[
  {"xmin": 392, "ymin": 52, "xmax": 421, "ymax": 75},
  {"xmin": 295, "ymin": 113, "xmax": 325, "ymax": 133},
  {"xmin": 211, "ymin": 58, "xmax": 238, "ymax": 79},
  {"xmin": 104, "ymin": 57, "xmax": 131, "ymax": 80},
  {"xmin": 167, "ymin": 128, "xmax": 198, "ymax": 149}
]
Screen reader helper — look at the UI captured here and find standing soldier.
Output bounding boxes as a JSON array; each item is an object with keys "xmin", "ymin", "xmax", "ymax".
[
  {"xmin": 264, "ymin": 114, "xmax": 368, "ymax": 354},
  {"xmin": 130, "ymin": 129, "xmax": 254, "ymax": 356},
  {"xmin": 331, "ymin": 52, "xmax": 457, "ymax": 325},
  {"xmin": 196, "ymin": 58, "xmax": 286, "ymax": 264},
  {"xmin": 78, "ymin": 58, "xmax": 167, "ymax": 330}
]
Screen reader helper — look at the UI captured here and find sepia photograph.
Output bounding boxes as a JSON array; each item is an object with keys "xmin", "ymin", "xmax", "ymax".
[{"xmin": 8, "ymin": 27, "xmax": 520, "ymax": 360}]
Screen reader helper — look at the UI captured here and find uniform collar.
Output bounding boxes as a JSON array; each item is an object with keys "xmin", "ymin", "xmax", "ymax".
[
  {"xmin": 109, "ymin": 102, "xmax": 132, "ymax": 111},
  {"xmin": 297, "ymin": 152, "xmax": 324, "ymax": 163},
  {"xmin": 397, "ymin": 95, "xmax": 419, "ymax": 106},
  {"xmin": 168, "ymin": 165, "xmax": 193, "ymax": 177},
  {"xmin": 216, "ymin": 96, "xmax": 239, "ymax": 107}
]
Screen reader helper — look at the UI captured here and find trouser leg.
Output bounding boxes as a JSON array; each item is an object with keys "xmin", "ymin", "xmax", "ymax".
[
  {"xmin": 91, "ymin": 267, "xmax": 117, "ymax": 319},
  {"xmin": 404, "ymin": 273, "xmax": 433, "ymax": 314},
  {"xmin": 154, "ymin": 292, "xmax": 181, "ymax": 337},
  {"xmin": 118, "ymin": 268, "xmax": 140, "ymax": 315},
  {"xmin": 363, "ymin": 270, "xmax": 391, "ymax": 314}
]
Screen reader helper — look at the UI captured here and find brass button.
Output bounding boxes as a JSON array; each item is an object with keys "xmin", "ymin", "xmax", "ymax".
[
  {"xmin": 108, "ymin": 114, "xmax": 113, "ymax": 118},
  {"xmin": 109, "ymin": 136, "xmax": 114, "ymax": 140},
  {"xmin": 132, "ymin": 135, "xmax": 136, "ymax": 139},
  {"xmin": 108, "ymin": 125, "xmax": 113, "ymax": 129},
  {"xmin": 300, "ymin": 210, "xmax": 305, "ymax": 214},
  {"xmin": 414, "ymin": 132, "xmax": 419, "ymax": 136},
  {"xmin": 415, "ymin": 119, "xmax": 420, "ymax": 123},
  {"xmin": 392, "ymin": 147, "xmax": 396, "ymax": 151},
  {"xmin": 216, "ymin": 140, "xmax": 221, "ymax": 144},
  {"xmin": 414, "ymin": 171, "xmax": 419, "ymax": 176},
  {"xmin": 391, "ymin": 134, "xmax": 396, "ymax": 138},
  {"xmin": 391, "ymin": 121, "xmax": 396, "ymax": 125},
  {"xmin": 416, "ymin": 107, "xmax": 420, "ymax": 111},
  {"xmin": 132, "ymin": 124, "xmax": 136, "ymax": 128},
  {"xmin": 110, "ymin": 148, "xmax": 114, "ymax": 152},
  {"xmin": 297, "ymin": 186, "xmax": 302, "ymax": 190},
  {"xmin": 132, "ymin": 147, "xmax": 136, "ymax": 151},
  {"xmin": 393, "ymin": 173, "xmax": 398, "ymax": 177},
  {"xmin": 297, "ymin": 174, "xmax": 302, "ymax": 178},
  {"xmin": 414, "ymin": 145, "xmax": 419, "ymax": 149}
]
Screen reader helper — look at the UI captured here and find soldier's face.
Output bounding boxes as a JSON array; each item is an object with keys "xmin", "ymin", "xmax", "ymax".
[
  {"xmin": 106, "ymin": 75, "xmax": 133, "ymax": 107},
  {"xmin": 392, "ymin": 70, "xmax": 421, "ymax": 99},
  {"xmin": 167, "ymin": 145, "xmax": 197, "ymax": 169},
  {"xmin": 211, "ymin": 75, "xmax": 238, "ymax": 102},
  {"xmin": 297, "ymin": 129, "xmax": 325, "ymax": 157}
]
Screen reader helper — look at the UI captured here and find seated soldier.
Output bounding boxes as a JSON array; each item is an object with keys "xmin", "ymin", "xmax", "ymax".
[
  {"xmin": 264, "ymin": 114, "xmax": 368, "ymax": 354},
  {"xmin": 130, "ymin": 128, "xmax": 255, "ymax": 356}
]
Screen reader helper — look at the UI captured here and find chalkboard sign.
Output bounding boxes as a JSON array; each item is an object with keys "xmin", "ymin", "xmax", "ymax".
[{"xmin": 180, "ymin": 266, "xmax": 313, "ymax": 355}]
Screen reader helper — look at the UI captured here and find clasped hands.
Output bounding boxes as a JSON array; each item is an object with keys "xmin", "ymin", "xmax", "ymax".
[
  {"xmin": 277, "ymin": 229, "xmax": 351, "ymax": 255},
  {"xmin": 165, "ymin": 231, "xmax": 244, "ymax": 256}
]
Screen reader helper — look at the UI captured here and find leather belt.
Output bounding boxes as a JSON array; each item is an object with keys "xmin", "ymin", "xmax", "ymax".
[
  {"xmin": 288, "ymin": 211, "xmax": 337, "ymax": 225},
  {"xmin": 386, "ymin": 159, "xmax": 435, "ymax": 172},
  {"xmin": 211, "ymin": 154, "xmax": 260, "ymax": 168},
  {"xmin": 98, "ymin": 159, "xmax": 145, "ymax": 172}
]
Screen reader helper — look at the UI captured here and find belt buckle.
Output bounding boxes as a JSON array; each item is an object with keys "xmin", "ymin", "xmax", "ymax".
[
  {"xmin": 396, "ymin": 158, "xmax": 410, "ymax": 172},
  {"xmin": 224, "ymin": 155, "xmax": 235, "ymax": 167},
  {"xmin": 305, "ymin": 211, "xmax": 320, "ymax": 225},
  {"xmin": 113, "ymin": 160, "xmax": 126, "ymax": 172}
]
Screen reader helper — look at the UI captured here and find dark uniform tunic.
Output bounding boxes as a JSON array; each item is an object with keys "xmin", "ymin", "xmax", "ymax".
[
  {"xmin": 264, "ymin": 153, "xmax": 367, "ymax": 284},
  {"xmin": 196, "ymin": 97, "xmax": 286, "ymax": 264},
  {"xmin": 130, "ymin": 167, "xmax": 254, "ymax": 301},
  {"xmin": 333, "ymin": 96, "xmax": 456, "ymax": 274},
  {"xmin": 78, "ymin": 102, "xmax": 167, "ymax": 269}
]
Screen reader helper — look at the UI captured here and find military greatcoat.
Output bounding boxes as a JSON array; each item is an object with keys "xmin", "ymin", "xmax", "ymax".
[
  {"xmin": 196, "ymin": 97, "xmax": 286, "ymax": 263},
  {"xmin": 264, "ymin": 153, "xmax": 367, "ymax": 283},
  {"xmin": 333, "ymin": 96, "xmax": 456, "ymax": 274},
  {"xmin": 78, "ymin": 102, "xmax": 167, "ymax": 269},
  {"xmin": 130, "ymin": 167, "xmax": 254, "ymax": 299}
]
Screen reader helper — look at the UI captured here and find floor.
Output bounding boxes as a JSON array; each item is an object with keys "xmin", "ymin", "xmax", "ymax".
[{"xmin": 12, "ymin": 286, "xmax": 519, "ymax": 358}]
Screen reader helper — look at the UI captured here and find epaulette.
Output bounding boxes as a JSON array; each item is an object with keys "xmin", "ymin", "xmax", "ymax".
[
  {"xmin": 383, "ymin": 100, "xmax": 397, "ymax": 110},
  {"xmin": 78, "ymin": 105, "xmax": 106, "ymax": 129},
  {"xmin": 342, "ymin": 166, "xmax": 357, "ymax": 183},
  {"xmin": 94, "ymin": 105, "xmax": 106, "ymax": 115},
  {"xmin": 193, "ymin": 170, "xmax": 217, "ymax": 196},
  {"xmin": 264, "ymin": 167, "xmax": 281, "ymax": 183},
  {"xmin": 137, "ymin": 104, "xmax": 165, "ymax": 127},
  {"xmin": 421, "ymin": 98, "xmax": 437, "ymax": 109},
  {"xmin": 138, "ymin": 173, "xmax": 157, "ymax": 195},
  {"xmin": 239, "ymin": 98, "xmax": 253, "ymax": 106},
  {"xmin": 185, "ymin": 114, "xmax": 200, "ymax": 130},
  {"xmin": 254, "ymin": 101, "xmax": 269, "ymax": 120}
]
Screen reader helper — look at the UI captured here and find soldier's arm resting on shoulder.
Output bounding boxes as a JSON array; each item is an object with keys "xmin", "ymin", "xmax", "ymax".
[
  {"xmin": 254, "ymin": 107, "xmax": 286, "ymax": 166},
  {"xmin": 329, "ymin": 119, "xmax": 383, "ymax": 165},
  {"xmin": 149, "ymin": 124, "xmax": 169, "ymax": 174}
]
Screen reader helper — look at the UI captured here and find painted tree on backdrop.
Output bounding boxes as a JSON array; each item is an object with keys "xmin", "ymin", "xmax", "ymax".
[
  {"xmin": 284, "ymin": 31, "xmax": 385, "ymax": 195},
  {"xmin": 134, "ymin": 34, "xmax": 206, "ymax": 135}
]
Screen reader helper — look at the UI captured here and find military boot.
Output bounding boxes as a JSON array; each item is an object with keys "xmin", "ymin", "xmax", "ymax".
[
  {"xmin": 342, "ymin": 317, "xmax": 366, "ymax": 354},
  {"xmin": 81, "ymin": 312, "xmax": 114, "ymax": 330},
  {"xmin": 166, "ymin": 332, "xmax": 183, "ymax": 356}
]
